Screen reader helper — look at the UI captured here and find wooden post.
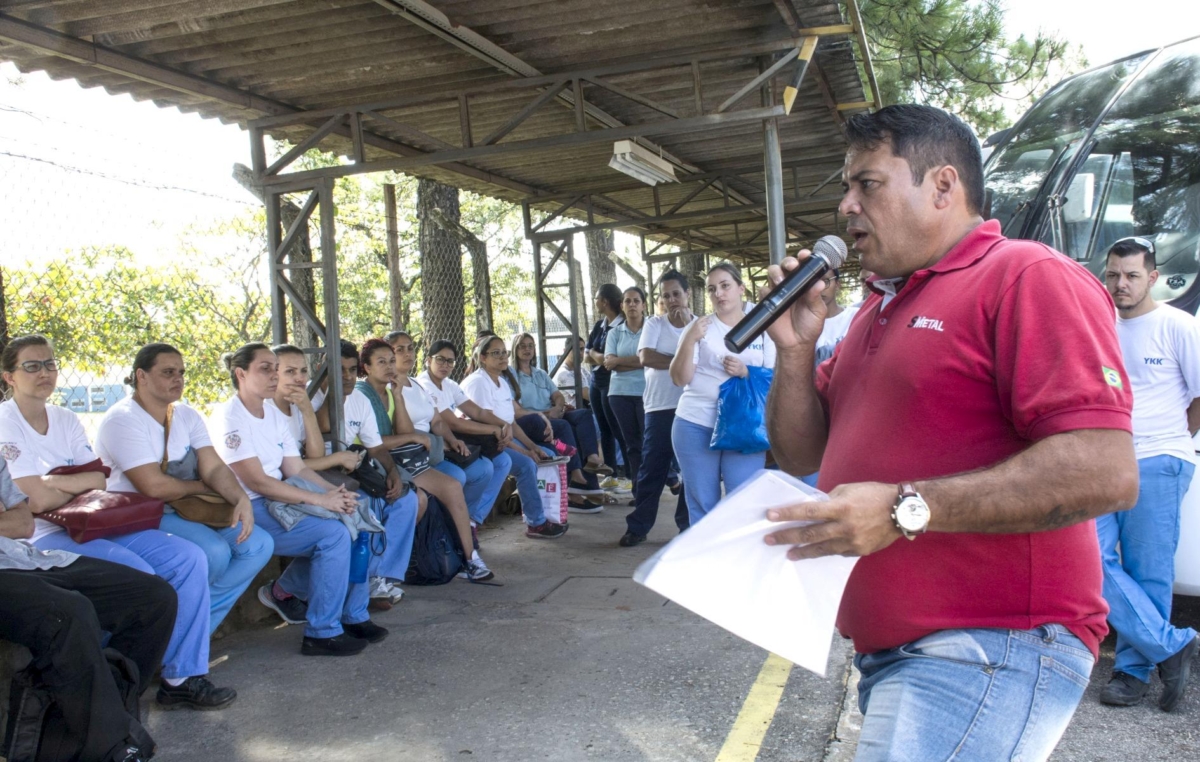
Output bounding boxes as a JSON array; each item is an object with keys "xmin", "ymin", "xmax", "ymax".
[{"xmin": 384, "ymin": 183, "xmax": 403, "ymax": 330}]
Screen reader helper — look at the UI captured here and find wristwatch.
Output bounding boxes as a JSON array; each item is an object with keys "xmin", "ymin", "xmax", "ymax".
[{"xmin": 891, "ymin": 483, "xmax": 931, "ymax": 540}]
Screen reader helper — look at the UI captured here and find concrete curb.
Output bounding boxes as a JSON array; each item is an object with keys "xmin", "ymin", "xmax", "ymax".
[{"xmin": 822, "ymin": 656, "xmax": 862, "ymax": 761}]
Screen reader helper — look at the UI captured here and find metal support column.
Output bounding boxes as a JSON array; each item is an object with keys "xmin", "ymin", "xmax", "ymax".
[
  {"xmin": 764, "ymin": 118, "xmax": 787, "ymax": 266},
  {"xmin": 318, "ymin": 177, "xmax": 343, "ymax": 449},
  {"xmin": 532, "ymin": 236, "xmax": 584, "ymax": 406},
  {"xmin": 265, "ymin": 192, "xmax": 287, "ymax": 344}
]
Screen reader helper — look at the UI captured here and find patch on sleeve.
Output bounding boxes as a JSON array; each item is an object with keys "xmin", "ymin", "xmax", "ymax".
[
  {"xmin": 225, "ymin": 432, "xmax": 242, "ymax": 451},
  {"xmin": 0, "ymin": 444, "xmax": 20, "ymax": 461},
  {"xmin": 1102, "ymin": 366, "xmax": 1123, "ymax": 389}
]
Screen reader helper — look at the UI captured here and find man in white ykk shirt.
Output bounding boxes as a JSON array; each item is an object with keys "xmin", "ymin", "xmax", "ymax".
[{"xmin": 1101, "ymin": 236, "xmax": 1200, "ymax": 712}]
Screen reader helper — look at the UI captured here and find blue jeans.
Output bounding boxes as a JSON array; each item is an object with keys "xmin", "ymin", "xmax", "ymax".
[
  {"xmin": 591, "ymin": 380, "xmax": 628, "ymax": 476},
  {"xmin": 158, "ymin": 512, "xmax": 274, "ymax": 634},
  {"xmin": 671, "ymin": 417, "xmax": 764, "ymax": 526},
  {"xmin": 855, "ymin": 625, "xmax": 1093, "ymax": 761},
  {"xmin": 251, "ymin": 498, "xmax": 369, "ymax": 639},
  {"xmin": 626, "ymin": 409, "xmax": 687, "ymax": 536},
  {"xmin": 435, "ymin": 452, "xmax": 510, "ymax": 525},
  {"xmin": 36, "ymin": 528, "xmax": 212, "ymax": 680},
  {"xmin": 506, "ymin": 446, "xmax": 552, "ymax": 526},
  {"xmin": 1096, "ymin": 454, "xmax": 1197, "ymax": 681},
  {"xmin": 516, "ymin": 415, "xmax": 600, "ymax": 489}
]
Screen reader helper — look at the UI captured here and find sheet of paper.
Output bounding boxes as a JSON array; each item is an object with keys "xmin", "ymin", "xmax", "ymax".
[{"xmin": 633, "ymin": 470, "xmax": 857, "ymax": 676}]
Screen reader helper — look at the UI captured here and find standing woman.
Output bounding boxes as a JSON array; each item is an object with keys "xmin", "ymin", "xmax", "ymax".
[
  {"xmin": 214, "ymin": 343, "xmax": 387, "ymax": 656},
  {"xmin": 460, "ymin": 335, "xmax": 567, "ymax": 539},
  {"xmin": 357, "ymin": 336, "xmax": 494, "ymax": 580},
  {"xmin": 0, "ymin": 334, "xmax": 235, "ymax": 709},
  {"xmin": 95, "ymin": 343, "xmax": 274, "ymax": 637},
  {"xmin": 417, "ymin": 340, "xmax": 513, "ymax": 528},
  {"xmin": 670, "ymin": 263, "xmax": 776, "ymax": 525},
  {"xmin": 604, "ymin": 288, "xmax": 648, "ymax": 504},
  {"xmin": 585, "ymin": 284, "xmax": 627, "ymax": 477}
]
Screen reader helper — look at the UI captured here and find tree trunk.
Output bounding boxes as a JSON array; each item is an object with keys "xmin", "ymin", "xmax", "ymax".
[
  {"xmin": 585, "ymin": 229, "xmax": 617, "ymax": 291},
  {"xmin": 682, "ymin": 253, "xmax": 706, "ymax": 314},
  {"xmin": 417, "ymin": 179, "xmax": 466, "ymax": 377}
]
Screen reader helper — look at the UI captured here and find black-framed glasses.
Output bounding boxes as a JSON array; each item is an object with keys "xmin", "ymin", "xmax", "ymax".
[
  {"xmin": 18, "ymin": 359, "xmax": 58, "ymax": 373},
  {"xmin": 431, "ymin": 355, "xmax": 456, "ymax": 365},
  {"xmin": 1111, "ymin": 236, "xmax": 1156, "ymax": 256}
]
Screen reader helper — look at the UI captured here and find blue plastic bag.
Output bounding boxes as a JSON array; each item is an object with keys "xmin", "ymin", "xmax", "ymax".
[{"xmin": 710, "ymin": 366, "xmax": 774, "ymax": 453}]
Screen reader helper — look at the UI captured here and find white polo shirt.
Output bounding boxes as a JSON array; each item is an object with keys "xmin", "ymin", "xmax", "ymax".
[
  {"xmin": 1117, "ymin": 304, "xmax": 1200, "ymax": 462},
  {"xmin": 0, "ymin": 401, "xmax": 95, "ymax": 541},
  {"xmin": 417, "ymin": 371, "xmax": 469, "ymax": 414},
  {"xmin": 95, "ymin": 398, "xmax": 212, "ymax": 494},
  {"xmin": 212, "ymin": 395, "xmax": 300, "ymax": 499},
  {"xmin": 674, "ymin": 305, "xmax": 777, "ymax": 429},
  {"xmin": 638, "ymin": 314, "xmax": 692, "ymax": 413},
  {"xmin": 461, "ymin": 370, "xmax": 516, "ymax": 424}
]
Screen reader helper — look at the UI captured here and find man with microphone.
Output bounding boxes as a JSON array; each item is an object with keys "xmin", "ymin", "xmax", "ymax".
[{"xmin": 761, "ymin": 104, "xmax": 1138, "ymax": 760}]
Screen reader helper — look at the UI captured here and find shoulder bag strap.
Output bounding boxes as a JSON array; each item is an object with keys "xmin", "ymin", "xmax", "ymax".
[{"xmin": 159, "ymin": 403, "xmax": 175, "ymax": 473}]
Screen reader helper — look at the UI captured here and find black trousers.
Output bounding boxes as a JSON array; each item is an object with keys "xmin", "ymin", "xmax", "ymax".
[{"xmin": 0, "ymin": 556, "xmax": 177, "ymax": 761}]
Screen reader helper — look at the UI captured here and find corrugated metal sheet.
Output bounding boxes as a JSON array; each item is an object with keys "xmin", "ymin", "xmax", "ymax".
[{"xmin": 0, "ymin": 0, "xmax": 868, "ymax": 260}]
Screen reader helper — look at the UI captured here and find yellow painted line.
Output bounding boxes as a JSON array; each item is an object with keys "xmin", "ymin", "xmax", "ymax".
[{"xmin": 715, "ymin": 653, "xmax": 793, "ymax": 762}]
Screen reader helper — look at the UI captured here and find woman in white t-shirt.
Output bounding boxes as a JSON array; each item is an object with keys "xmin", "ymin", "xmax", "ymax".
[
  {"xmin": 213, "ymin": 343, "xmax": 386, "ymax": 657},
  {"xmin": 267, "ymin": 344, "xmax": 365, "ymax": 475},
  {"xmin": 358, "ymin": 336, "xmax": 493, "ymax": 581},
  {"xmin": 670, "ymin": 263, "xmax": 776, "ymax": 525},
  {"xmin": 460, "ymin": 335, "xmax": 567, "ymax": 540},
  {"xmin": 417, "ymin": 339, "xmax": 515, "ymax": 527},
  {"xmin": 0, "ymin": 334, "xmax": 235, "ymax": 709},
  {"xmin": 95, "ymin": 342, "xmax": 274, "ymax": 641}
]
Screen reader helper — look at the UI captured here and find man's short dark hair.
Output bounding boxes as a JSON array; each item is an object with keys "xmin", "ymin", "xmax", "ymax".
[
  {"xmin": 339, "ymin": 339, "xmax": 359, "ymax": 361},
  {"xmin": 844, "ymin": 104, "xmax": 985, "ymax": 215},
  {"xmin": 1107, "ymin": 238, "xmax": 1157, "ymax": 271},
  {"xmin": 658, "ymin": 269, "xmax": 689, "ymax": 292}
]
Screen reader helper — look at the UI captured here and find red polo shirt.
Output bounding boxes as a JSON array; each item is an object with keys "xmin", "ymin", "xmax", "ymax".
[{"xmin": 815, "ymin": 220, "xmax": 1132, "ymax": 658}]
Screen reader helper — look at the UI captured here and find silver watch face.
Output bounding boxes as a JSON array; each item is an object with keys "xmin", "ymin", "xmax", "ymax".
[{"xmin": 896, "ymin": 496, "xmax": 931, "ymax": 533}]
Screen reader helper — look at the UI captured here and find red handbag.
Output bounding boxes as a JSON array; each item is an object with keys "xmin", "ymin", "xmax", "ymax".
[{"xmin": 42, "ymin": 460, "xmax": 164, "ymax": 543}]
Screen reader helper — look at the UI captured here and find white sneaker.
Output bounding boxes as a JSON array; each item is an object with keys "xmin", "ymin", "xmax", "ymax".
[
  {"xmin": 459, "ymin": 551, "xmax": 495, "ymax": 582},
  {"xmin": 369, "ymin": 576, "xmax": 404, "ymax": 603}
]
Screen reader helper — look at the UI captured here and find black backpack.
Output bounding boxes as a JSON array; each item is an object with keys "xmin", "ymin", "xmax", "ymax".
[
  {"xmin": 5, "ymin": 648, "xmax": 153, "ymax": 762},
  {"xmin": 405, "ymin": 495, "xmax": 466, "ymax": 585}
]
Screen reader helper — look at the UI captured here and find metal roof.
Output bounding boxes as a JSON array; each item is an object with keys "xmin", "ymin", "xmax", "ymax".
[{"xmin": 0, "ymin": 0, "xmax": 873, "ymax": 263}]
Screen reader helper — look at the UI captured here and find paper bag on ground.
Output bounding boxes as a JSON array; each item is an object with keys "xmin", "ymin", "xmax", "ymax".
[{"xmin": 633, "ymin": 470, "xmax": 857, "ymax": 676}]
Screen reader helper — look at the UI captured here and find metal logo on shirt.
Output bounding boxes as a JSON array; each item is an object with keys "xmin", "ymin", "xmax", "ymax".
[
  {"xmin": 225, "ymin": 432, "xmax": 242, "ymax": 450},
  {"xmin": 1102, "ymin": 367, "xmax": 1123, "ymax": 389},
  {"xmin": 908, "ymin": 315, "xmax": 944, "ymax": 332},
  {"xmin": 0, "ymin": 444, "xmax": 19, "ymax": 461}
]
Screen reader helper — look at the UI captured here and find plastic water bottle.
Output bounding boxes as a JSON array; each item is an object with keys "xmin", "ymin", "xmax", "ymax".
[{"xmin": 349, "ymin": 532, "xmax": 370, "ymax": 584}]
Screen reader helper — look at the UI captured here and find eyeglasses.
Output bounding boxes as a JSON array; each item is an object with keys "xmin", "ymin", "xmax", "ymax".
[
  {"xmin": 18, "ymin": 359, "xmax": 58, "ymax": 373},
  {"xmin": 1111, "ymin": 236, "xmax": 1156, "ymax": 256},
  {"xmin": 483, "ymin": 350, "xmax": 508, "ymax": 358},
  {"xmin": 432, "ymin": 356, "xmax": 456, "ymax": 365}
]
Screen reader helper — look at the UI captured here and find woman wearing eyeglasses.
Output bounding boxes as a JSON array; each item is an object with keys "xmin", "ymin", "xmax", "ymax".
[
  {"xmin": 416, "ymin": 340, "xmax": 512, "ymax": 529},
  {"xmin": 0, "ymin": 334, "xmax": 236, "ymax": 710},
  {"xmin": 460, "ymin": 335, "xmax": 567, "ymax": 539}
]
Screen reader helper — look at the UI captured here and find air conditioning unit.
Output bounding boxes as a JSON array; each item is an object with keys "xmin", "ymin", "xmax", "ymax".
[{"xmin": 608, "ymin": 140, "xmax": 679, "ymax": 186}]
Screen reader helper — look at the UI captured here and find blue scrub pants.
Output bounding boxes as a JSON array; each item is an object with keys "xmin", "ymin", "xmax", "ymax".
[
  {"xmin": 36, "ymin": 527, "xmax": 212, "ymax": 680},
  {"xmin": 671, "ymin": 417, "xmax": 764, "ymax": 526}
]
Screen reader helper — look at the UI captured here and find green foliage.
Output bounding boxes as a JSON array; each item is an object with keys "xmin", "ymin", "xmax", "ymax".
[{"xmin": 859, "ymin": 0, "xmax": 1087, "ymax": 134}]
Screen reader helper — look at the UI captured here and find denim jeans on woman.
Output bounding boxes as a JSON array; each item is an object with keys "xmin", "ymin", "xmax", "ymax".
[
  {"xmin": 516, "ymin": 413, "xmax": 600, "ymax": 490},
  {"xmin": 505, "ymin": 445, "xmax": 555, "ymax": 526},
  {"xmin": 671, "ymin": 417, "xmax": 764, "ymax": 526},
  {"xmin": 434, "ymin": 450, "xmax": 512, "ymax": 525},
  {"xmin": 1096, "ymin": 454, "xmax": 1197, "ymax": 682},
  {"xmin": 607, "ymin": 394, "xmax": 644, "ymax": 501},
  {"xmin": 626, "ymin": 408, "xmax": 687, "ymax": 537},
  {"xmin": 590, "ymin": 379, "xmax": 627, "ymax": 477},
  {"xmin": 854, "ymin": 625, "xmax": 1093, "ymax": 761}
]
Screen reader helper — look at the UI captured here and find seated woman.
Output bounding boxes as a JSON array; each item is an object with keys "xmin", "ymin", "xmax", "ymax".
[
  {"xmin": 0, "ymin": 334, "xmax": 234, "ymax": 710},
  {"xmin": 509, "ymin": 332, "xmax": 608, "ymax": 511},
  {"xmin": 213, "ymin": 342, "xmax": 387, "ymax": 656},
  {"xmin": 460, "ymin": 335, "xmax": 567, "ymax": 540},
  {"xmin": 355, "ymin": 337, "xmax": 493, "ymax": 581},
  {"xmin": 416, "ymin": 340, "xmax": 514, "ymax": 528},
  {"xmin": 395, "ymin": 337, "xmax": 510, "ymax": 536},
  {"xmin": 95, "ymin": 342, "xmax": 274, "ymax": 638}
]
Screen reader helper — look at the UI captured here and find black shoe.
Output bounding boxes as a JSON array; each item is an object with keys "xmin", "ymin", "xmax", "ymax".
[
  {"xmin": 618, "ymin": 531, "xmax": 646, "ymax": 547},
  {"xmin": 112, "ymin": 745, "xmax": 151, "ymax": 762},
  {"xmin": 344, "ymin": 620, "xmax": 389, "ymax": 644},
  {"xmin": 258, "ymin": 582, "xmax": 307, "ymax": 625},
  {"xmin": 156, "ymin": 676, "xmax": 237, "ymax": 711},
  {"xmin": 568, "ymin": 497, "xmax": 604, "ymax": 514},
  {"xmin": 1158, "ymin": 636, "xmax": 1199, "ymax": 712},
  {"xmin": 1099, "ymin": 672, "xmax": 1150, "ymax": 707},
  {"xmin": 302, "ymin": 632, "xmax": 368, "ymax": 656}
]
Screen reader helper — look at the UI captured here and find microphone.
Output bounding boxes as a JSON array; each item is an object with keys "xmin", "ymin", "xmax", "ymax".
[{"xmin": 724, "ymin": 235, "xmax": 849, "ymax": 354}]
